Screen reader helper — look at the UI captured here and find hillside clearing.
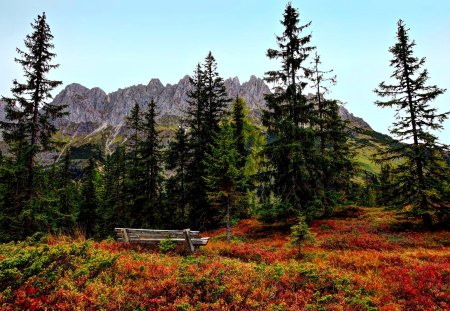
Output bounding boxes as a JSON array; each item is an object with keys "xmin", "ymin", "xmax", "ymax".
[{"xmin": 0, "ymin": 207, "xmax": 448, "ymax": 310}]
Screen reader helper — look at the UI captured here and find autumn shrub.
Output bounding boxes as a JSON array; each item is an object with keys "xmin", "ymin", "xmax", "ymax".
[
  {"xmin": 332, "ymin": 205, "xmax": 364, "ymax": 218},
  {"xmin": 0, "ymin": 207, "xmax": 448, "ymax": 310}
]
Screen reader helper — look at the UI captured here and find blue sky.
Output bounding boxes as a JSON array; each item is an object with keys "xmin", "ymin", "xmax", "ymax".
[{"xmin": 1, "ymin": 0, "xmax": 449, "ymax": 143}]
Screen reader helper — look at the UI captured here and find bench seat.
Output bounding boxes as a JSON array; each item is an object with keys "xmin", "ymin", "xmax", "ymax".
[{"xmin": 115, "ymin": 228, "xmax": 209, "ymax": 253}]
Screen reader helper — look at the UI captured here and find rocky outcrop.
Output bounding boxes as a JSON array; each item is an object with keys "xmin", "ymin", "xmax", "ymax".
[
  {"xmin": 338, "ymin": 105, "xmax": 372, "ymax": 130},
  {"xmin": 0, "ymin": 100, "xmax": 6, "ymax": 122},
  {"xmin": 52, "ymin": 83, "xmax": 110, "ymax": 123},
  {"xmin": 50, "ymin": 75, "xmax": 272, "ymax": 126},
  {"xmin": 1, "ymin": 76, "xmax": 371, "ymax": 131}
]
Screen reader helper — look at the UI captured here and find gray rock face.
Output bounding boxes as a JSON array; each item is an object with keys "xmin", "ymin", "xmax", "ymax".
[
  {"xmin": 0, "ymin": 100, "xmax": 6, "ymax": 122},
  {"xmin": 51, "ymin": 83, "xmax": 110, "ymax": 123},
  {"xmin": 51, "ymin": 75, "xmax": 272, "ymax": 126},
  {"xmin": 338, "ymin": 105, "xmax": 372, "ymax": 130},
  {"xmin": 1, "ymin": 76, "xmax": 371, "ymax": 131}
]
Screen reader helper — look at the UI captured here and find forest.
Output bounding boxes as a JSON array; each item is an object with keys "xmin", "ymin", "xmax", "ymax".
[{"xmin": 0, "ymin": 3, "xmax": 449, "ymax": 310}]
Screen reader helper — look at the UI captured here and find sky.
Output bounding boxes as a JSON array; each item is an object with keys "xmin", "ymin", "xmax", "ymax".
[{"xmin": 1, "ymin": 0, "xmax": 449, "ymax": 143}]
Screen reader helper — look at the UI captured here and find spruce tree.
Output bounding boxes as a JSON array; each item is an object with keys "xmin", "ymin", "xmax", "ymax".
[
  {"xmin": 55, "ymin": 151, "xmax": 78, "ymax": 233},
  {"xmin": 310, "ymin": 52, "xmax": 354, "ymax": 216},
  {"xmin": 204, "ymin": 121, "xmax": 242, "ymax": 242},
  {"xmin": 0, "ymin": 12, "xmax": 66, "ymax": 199},
  {"xmin": 185, "ymin": 53, "xmax": 229, "ymax": 229},
  {"xmin": 203, "ymin": 52, "xmax": 229, "ymax": 136},
  {"xmin": 185, "ymin": 63, "xmax": 208, "ymax": 228},
  {"xmin": 125, "ymin": 102, "xmax": 145, "ymax": 217},
  {"xmin": 374, "ymin": 20, "xmax": 449, "ymax": 226},
  {"xmin": 261, "ymin": 3, "xmax": 317, "ymax": 220},
  {"xmin": 125, "ymin": 102, "xmax": 143, "ymax": 181},
  {"xmin": 166, "ymin": 125, "xmax": 190, "ymax": 226},
  {"xmin": 0, "ymin": 153, "xmax": 24, "ymax": 241},
  {"xmin": 79, "ymin": 158, "xmax": 99, "ymax": 237},
  {"xmin": 100, "ymin": 146, "xmax": 130, "ymax": 237},
  {"xmin": 140, "ymin": 99, "xmax": 163, "ymax": 226},
  {"xmin": 232, "ymin": 96, "xmax": 248, "ymax": 171}
]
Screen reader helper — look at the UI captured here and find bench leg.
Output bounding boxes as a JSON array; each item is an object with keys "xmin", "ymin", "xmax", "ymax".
[{"xmin": 183, "ymin": 229, "xmax": 195, "ymax": 254}]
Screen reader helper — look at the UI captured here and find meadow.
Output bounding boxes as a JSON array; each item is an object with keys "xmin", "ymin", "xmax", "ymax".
[{"xmin": 0, "ymin": 207, "xmax": 448, "ymax": 310}]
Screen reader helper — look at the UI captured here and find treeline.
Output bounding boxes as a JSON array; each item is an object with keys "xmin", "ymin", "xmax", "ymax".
[{"xmin": 0, "ymin": 5, "xmax": 449, "ymax": 242}]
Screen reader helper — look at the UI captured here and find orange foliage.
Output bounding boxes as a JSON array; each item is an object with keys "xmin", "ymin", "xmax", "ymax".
[{"xmin": 0, "ymin": 207, "xmax": 449, "ymax": 310}]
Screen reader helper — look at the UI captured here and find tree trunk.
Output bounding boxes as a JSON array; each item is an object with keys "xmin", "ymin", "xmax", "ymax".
[
  {"xmin": 401, "ymin": 44, "xmax": 427, "ymax": 216},
  {"xmin": 422, "ymin": 212, "xmax": 433, "ymax": 229}
]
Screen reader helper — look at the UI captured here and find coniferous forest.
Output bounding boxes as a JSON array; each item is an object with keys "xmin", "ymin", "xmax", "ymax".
[{"xmin": 0, "ymin": 4, "xmax": 449, "ymax": 310}]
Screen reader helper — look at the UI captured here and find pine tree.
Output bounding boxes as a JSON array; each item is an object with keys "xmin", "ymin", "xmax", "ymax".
[
  {"xmin": 124, "ymin": 102, "xmax": 145, "ymax": 218},
  {"xmin": 0, "ymin": 12, "xmax": 66, "ymax": 199},
  {"xmin": 203, "ymin": 52, "xmax": 229, "ymax": 136},
  {"xmin": 140, "ymin": 99, "xmax": 163, "ymax": 226},
  {"xmin": 125, "ymin": 102, "xmax": 143, "ymax": 181},
  {"xmin": 378, "ymin": 164, "xmax": 394, "ymax": 207},
  {"xmin": 79, "ymin": 158, "xmax": 99, "ymax": 237},
  {"xmin": 310, "ymin": 52, "xmax": 354, "ymax": 216},
  {"xmin": 261, "ymin": 3, "xmax": 317, "ymax": 220},
  {"xmin": 0, "ymin": 153, "xmax": 23, "ymax": 241},
  {"xmin": 185, "ymin": 53, "xmax": 230, "ymax": 229},
  {"xmin": 185, "ymin": 63, "xmax": 208, "ymax": 228},
  {"xmin": 100, "ymin": 146, "xmax": 130, "ymax": 237},
  {"xmin": 204, "ymin": 121, "xmax": 242, "ymax": 242},
  {"xmin": 166, "ymin": 125, "xmax": 190, "ymax": 226},
  {"xmin": 232, "ymin": 96, "xmax": 248, "ymax": 171},
  {"xmin": 55, "ymin": 151, "xmax": 78, "ymax": 233},
  {"xmin": 374, "ymin": 20, "xmax": 449, "ymax": 227}
]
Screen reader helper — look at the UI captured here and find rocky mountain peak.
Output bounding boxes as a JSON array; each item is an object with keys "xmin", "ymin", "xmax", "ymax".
[
  {"xmin": 0, "ymin": 75, "xmax": 373, "ymax": 133},
  {"xmin": 147, "ymin": 78, "xmax": 164, "ymax": 90},
  {"xmin": 338, "ymin": 105, "xmax": 371, "ymax": 130}
]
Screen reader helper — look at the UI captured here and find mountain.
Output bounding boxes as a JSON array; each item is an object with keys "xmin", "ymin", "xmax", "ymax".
[
  {"xmin": 49, "ymin": 75, "xmax": 371, "ymax": 131},
  {"xmin": 0, "ymin": 76, "xmax": 380, "ymax": 171},
  {"xmin": 50, "ymin": 75, "xmax": 269, "ymax": 127},
  {"xmin": 0, "ymin": 75, "xmax": 370, "ymax": 131}
]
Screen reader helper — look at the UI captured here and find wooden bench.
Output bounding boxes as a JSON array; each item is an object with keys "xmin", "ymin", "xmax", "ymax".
[{"xmin": 115, "ymin": 228, "xmax": 209, "ymax": 254}]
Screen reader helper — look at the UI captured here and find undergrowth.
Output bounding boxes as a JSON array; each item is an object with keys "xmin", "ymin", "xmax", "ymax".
[{"xmin": 0, "ymin": 207, "xmax": 448, "ymax": 310}]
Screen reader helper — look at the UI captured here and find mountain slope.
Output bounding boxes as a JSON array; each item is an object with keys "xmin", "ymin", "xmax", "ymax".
[{"xmin": 0, "ymin": 75, "xmax": 383, "ymax": 173}]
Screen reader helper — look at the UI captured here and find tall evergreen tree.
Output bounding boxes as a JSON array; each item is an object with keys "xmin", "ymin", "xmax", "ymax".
[
  {"xmin": 79, "ymin": 158, "xmax": 100, "ymax": 237},
  {"xmin": 310, "ymin": 52, "xmax": 354, "ymax": 216},
  {"xmin": 140, "ymin": 99, "xmax": 163, "ymax": 226},
  {"xmin": 232, "ymin": 96, "xmax": 248, "ymax": 171},
  {"xmin": 374, "ymin": 20, "xmax": 449, "ymax": 226},
  {"xmin": 0, "ymin": 153, "xmax": 25, "ymax": 241},
  {"xmin": 125, "ymin": 102, "xmax": 143, "ymax": 181},
  {"xmin": 166, "ymin": 125, "xmax": 190, "ymax": 227},
  {"xmin": 55, "ymin": 151, "xmax": 78, "ymax": 233},
  {"xmin": 261, "ymin": 3, "xmax": 317, "ymax": 220},
  {"xmin": 0, "ymin": 12, "xmax": 66, "ymax": 199},
  {"xmin": 185, "ymin": 53, "xmax": 230, "ymax": 229},
  {"xmin": 203, "ymin": 52, "xmax": 229, "ymax": 136},
  {"xmin": 185, "ymin": 63, "xmax": 208, "ymax": 228},
  {"xmin": 124, "ymin": 102, "xmax": 145, "ymax": 217},
  {"xmin": 204, "ymin": 121, "xmax": 243, "ymax": 242},
  {"xmin": 100, "ymin": 146, "xmax": 130, "ymax": 237}
]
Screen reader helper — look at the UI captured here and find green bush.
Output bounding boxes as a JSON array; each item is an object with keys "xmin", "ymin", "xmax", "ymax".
[
  {"xmin": 257, "ymin": 200, "xmax": 293, "ymax": 223},
  {"xmin": 159, "ymin": 238, "xmax": 176, "ymax": 253},
  {"xmin": 290, "ymin": 215, "xmax": 314, "ymax": 248}
]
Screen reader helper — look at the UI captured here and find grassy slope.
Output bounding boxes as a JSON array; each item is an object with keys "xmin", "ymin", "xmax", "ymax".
[
  {"xmin": 0, "ymin": 208, "xmax": 448, "ymax": 310},
  {"xmin": 351, "ymin": 128, "xmax": 400, "ymax": 175}
]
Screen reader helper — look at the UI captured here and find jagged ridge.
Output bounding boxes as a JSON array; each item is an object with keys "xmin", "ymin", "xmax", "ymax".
[{"xmin": 0, "ymin": 75, "xmax": 371, "ymax": 131}]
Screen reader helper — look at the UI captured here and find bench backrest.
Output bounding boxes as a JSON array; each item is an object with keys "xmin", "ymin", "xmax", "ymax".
[{"xmin": 115, "ymin": 228, "xmax": 201, "ymax": 242}]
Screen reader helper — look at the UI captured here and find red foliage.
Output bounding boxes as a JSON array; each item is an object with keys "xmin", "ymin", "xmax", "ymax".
[{"xmin": 0, "ymin": 207, "xmax": 449, "ymax": 310}]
